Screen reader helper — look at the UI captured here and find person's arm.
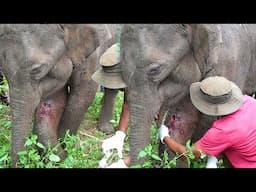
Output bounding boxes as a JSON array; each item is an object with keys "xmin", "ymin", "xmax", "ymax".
[
  {"xmin": 118, "ymin": 92, "xmax": 129, "ymax": 133},
  {"xmin": 101, "ymin": 90, "xmax": 129, "ymax": 158},
  {"xmin": 159, "ymin": 124, "xmax": 205, "ymax": 161},
  {"xmin": 163, "ymin": 136, "xmax": 203, "ymax": 161}
]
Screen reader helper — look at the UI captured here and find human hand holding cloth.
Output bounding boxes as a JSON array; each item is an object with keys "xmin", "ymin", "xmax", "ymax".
[
  {"xmin": 159, "ymin": 124, "xmax": 170, "ymax": 144},
  {"xmin": 102, "ymin": 131, "xmax": 126, "ymax": 158}
]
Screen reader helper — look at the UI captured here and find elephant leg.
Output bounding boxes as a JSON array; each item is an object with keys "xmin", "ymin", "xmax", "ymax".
[
  {"xmin": 58, "ymin": 51, "xmax": 98, "ymax": 137},
  {"xmin": 97, "ymin": 88, "xmax": 118, "ymax": 134},
  {"xmin": 34, "ymin": 87, "xmax": 67, "ymax": 160},
  {"xmin": 57, "ymin": 78, "xmax": 98, "ymax": 137},
  {"xmin": 158, "ymin": 96, "xmax": 199, "ymax": 168}
]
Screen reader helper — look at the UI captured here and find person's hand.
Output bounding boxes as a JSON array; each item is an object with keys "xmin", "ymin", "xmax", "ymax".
[
  {"xmin": 102, "ymin": 131, "xmax": 126, "ymax": 158},
  {"xmin": 159, "ymin": 124, "xmax": 170, "ymax": 144}
]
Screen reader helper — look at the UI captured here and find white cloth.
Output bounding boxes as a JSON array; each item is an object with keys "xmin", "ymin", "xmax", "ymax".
[
  {"xmin": 102, "ymin": 131, "xmax": 126, "ymax": 158},
  {"xmin": 206, "ymin": 155, "xmax": 218, "ymax": 168},
  {"xmin": 159, "ymin": 124, "xmax": 170, "ymax": 144}
]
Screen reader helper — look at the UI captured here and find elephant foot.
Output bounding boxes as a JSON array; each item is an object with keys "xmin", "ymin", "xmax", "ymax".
[{"xmin": 98, "ymin": 123, "xmax": 115, "ymax": 135}]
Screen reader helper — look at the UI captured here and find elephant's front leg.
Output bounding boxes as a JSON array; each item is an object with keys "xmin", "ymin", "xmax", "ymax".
[
  {"xmin": 97, "ymin": 88, "xmax": 118, "ymax": 134},
  {"xmin": 34, "ymin": 54, "xmax": 72, "ymax": 159},
  {"xmin": 58, "ymin": 52, "xmax": 98, "ymax": 137},
  {"xmin": 34, "ymin": 88, "xmax": 67, "ymax": 159},
  {"xmin": 158, "ymin": 96, "xmax": 199, "ymax": 167}
]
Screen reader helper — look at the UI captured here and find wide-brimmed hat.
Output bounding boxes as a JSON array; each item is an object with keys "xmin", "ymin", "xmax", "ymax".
[
  {"xmin": 92, "ymin": 43, "xmax": 127, "ymax": 89},
  {"xmin": 190, "ymin": 76, "xmax": 243, "ymax": 116}
]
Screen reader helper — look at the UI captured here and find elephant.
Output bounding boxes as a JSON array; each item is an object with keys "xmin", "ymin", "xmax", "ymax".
[
  {"xmin": 120, "ymin": 24, "xmax": 256, "ymax": 166},
  {"xmin": 0, "ymin": 24, "xmax": 118, "ymax": 167}
]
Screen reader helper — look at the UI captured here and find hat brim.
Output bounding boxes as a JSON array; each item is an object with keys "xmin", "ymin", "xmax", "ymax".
[
  {"xmin": 92, "ymin": 68, "xmax": 127, "ymax": 89},
  {"xmin": 190, "ymin": 81, "xmax": 243, "ymax": 116}
]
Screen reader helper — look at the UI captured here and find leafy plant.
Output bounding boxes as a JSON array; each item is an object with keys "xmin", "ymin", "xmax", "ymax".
[
  {"xmin": 132, "ymin": 123, "xmax": 225, "ymax": 168},
  {"xmin": 86, "ymin": 92, "xmax": 104, "ymax": 121},
  {"xmin": 0, "ymin": 103, "xmax": 11, "ymax": 168},
  {"xmin": 15, "ymin": 129, "xmax": 106, "ymax": 168},
  {"xmin": 16, "ymin": 132, "xmax": 62, "ymax": 168}
]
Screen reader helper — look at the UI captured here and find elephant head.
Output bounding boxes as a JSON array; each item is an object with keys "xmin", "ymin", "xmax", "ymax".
[{"xmin": 120, "ymin": 24, "xmax": 256, "ymax": 165}]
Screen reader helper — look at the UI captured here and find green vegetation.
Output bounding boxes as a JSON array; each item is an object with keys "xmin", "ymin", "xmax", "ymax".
[
  {"xmin": 0, "ymin": 104, "xmax": 11, "ymax": 168},
  {"xmin": 130, "ymin": 124, "xmax": 224, "ymax": 168}
]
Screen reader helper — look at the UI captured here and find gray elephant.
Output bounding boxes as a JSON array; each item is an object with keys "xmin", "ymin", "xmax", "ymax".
[
  {"xmin": 0, "ymin": 24, "xmax": 118, "ymax": 166},
  {"xmin": 97, "ymin": 88, "xmax": 119, "ymax": 134},
  {"xmin": 120, "ymin": 24, "xmax": 256, "ymax": 166}
]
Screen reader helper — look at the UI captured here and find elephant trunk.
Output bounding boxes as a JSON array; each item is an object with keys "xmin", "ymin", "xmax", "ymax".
[
  {"xmin": 129, "ymin": 94, "xmax": 154, "ymax": 166},
  {"xmin": 10, "ymin": 89, "xmax": 40, "ymax": 167}
]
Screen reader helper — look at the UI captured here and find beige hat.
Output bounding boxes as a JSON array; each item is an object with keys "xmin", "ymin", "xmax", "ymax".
[
  {"xmin": 92, "ymin": 43, "xmax": 127, "ymax": 89},
  {"xmin": 190, "ymin": 76, "xmax": 243, "ymax": 116}
]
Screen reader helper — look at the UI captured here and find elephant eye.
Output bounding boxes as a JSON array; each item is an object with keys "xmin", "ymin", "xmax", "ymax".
[
  {"xmin": 146, "ymin": 63, "xmax": 162, "ymax": 82},
  {"xmin": 146, "ymin": 63, "xmax": 161, "ymax": 76}
]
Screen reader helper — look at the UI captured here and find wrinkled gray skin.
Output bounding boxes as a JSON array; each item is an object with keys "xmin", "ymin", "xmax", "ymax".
[
  {"xmin": 97, "ymin": 88, "xmax": 119, "ymax": 134},
  {"xmin": 0, "ymin": 24, "xmax": 118, "ymax": 167},
  {"xmin": 121, "ymin": 24, "xmax": 256, "ymax": 166}
]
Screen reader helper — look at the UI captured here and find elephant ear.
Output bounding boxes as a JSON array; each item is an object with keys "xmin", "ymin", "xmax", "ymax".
[
  {"xmin": 30, "ymin": 63, "xmax": 50, "ymax": 80},
  {"xmin": 190, "ymin": 24, "xmax": 223, "ymax": 76},
  {"xmin": 190, "ymin": 24, "xmax": 210, "ymax": 71},
  {"xmin": 190, "ymin": 24, "xmax": 210, "ymax": 61}
]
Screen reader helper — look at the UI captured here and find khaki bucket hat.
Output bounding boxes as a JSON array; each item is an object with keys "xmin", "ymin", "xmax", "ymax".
[
  {"xmin": 190, "ymin": 76, "xmax": 243, "ymax": 116},
  {"xmin": 92, "ymin": 43, "xmax": 127, "ymax": 89}
]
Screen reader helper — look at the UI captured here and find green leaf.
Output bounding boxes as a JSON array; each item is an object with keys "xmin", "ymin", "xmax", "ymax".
[
  {"xmin": 138, "ymin": 150, "xmax": 147, "ymax": 158},
  {"xmin": 31, "ymin": 135, "xmax": 38, "ymax": 143},
  {"xmin": 145, "ymin": 144, "xmax": 152, "ymax": 154},
  {"xmin": 36, "ymin": 142, "xmax": 45, "ymax": 149},
  {"xmin": 130, "ymin": 164, "xmax": 142, "ymax": 168},
  {"xmin": 49, "ymin": 154, "xmax": 61, "ymax": 162},
  {"xmin": 185, "ymin": 140, "xmax": 192, "ymax": 150},
  {"xmin": 188, "ymin": 153, "xmax": 195, "ymax": 159},
  {"xmin": 151, "ymin": 154, "xmax": 162, "ymax": 161},
  {"xmin": 0, "ymin": 154, "xmax": 8, "ymax": 162},
  {"xmin": 4, "ymin": 121, "xmax": 11, "ymax": 129},
  {"xmin": 18, "ymin": 151, "xmax": 27, "ymax": 156},
  {"xmin": 25, "ymin": 139, "xmax": 33, "ymax": 146}
]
